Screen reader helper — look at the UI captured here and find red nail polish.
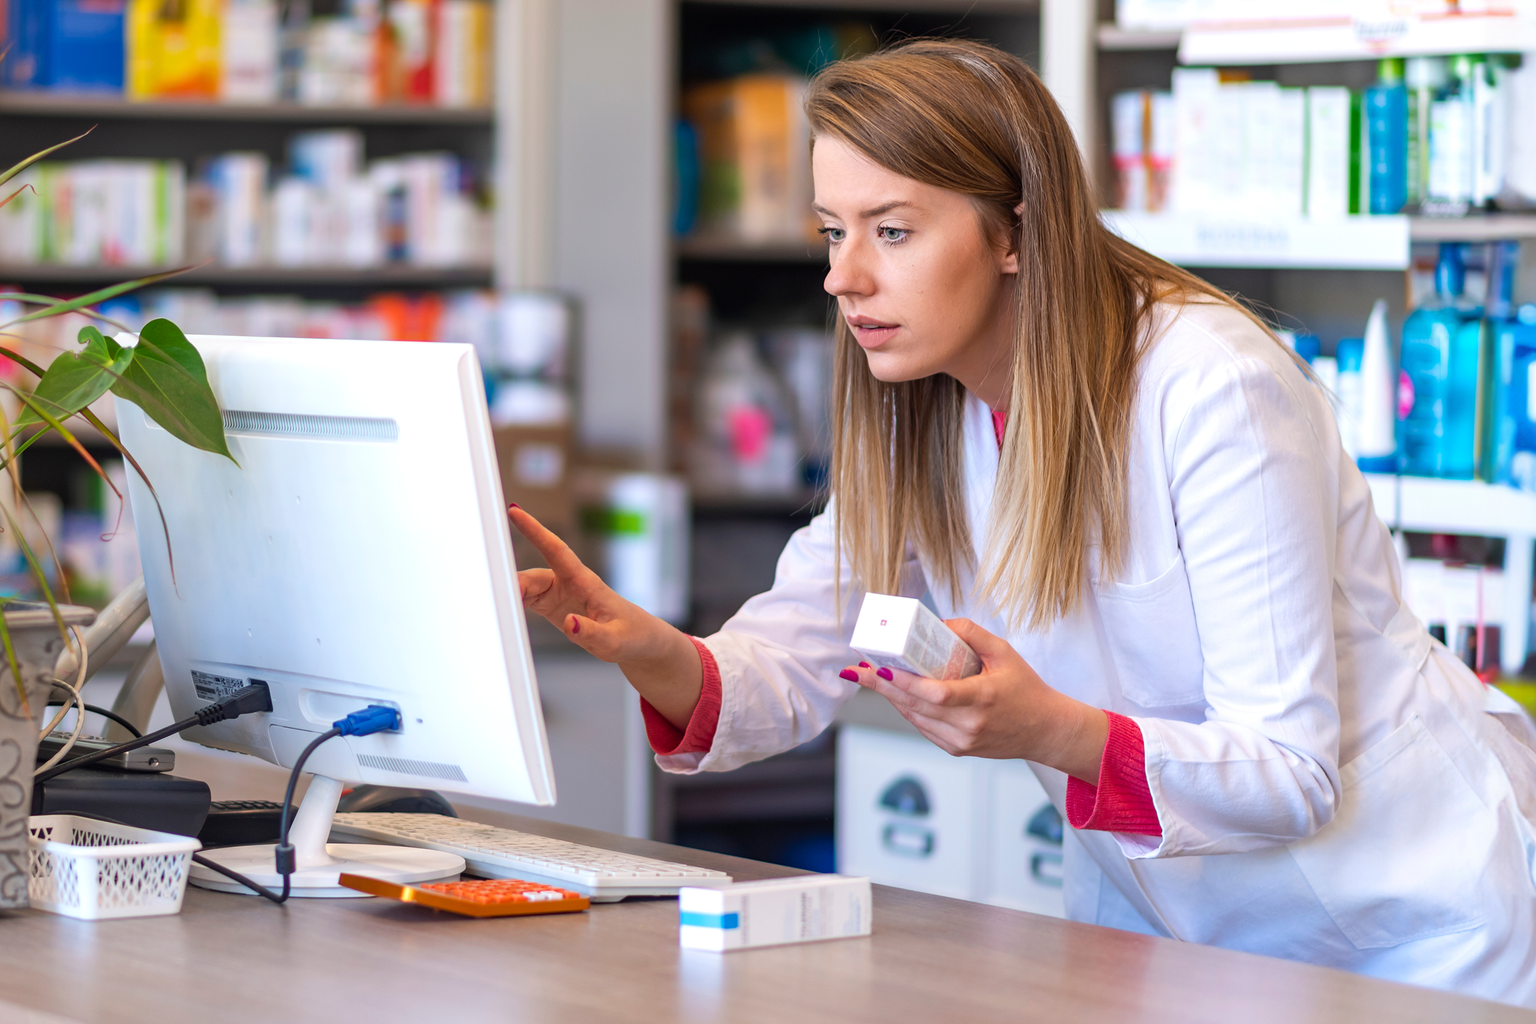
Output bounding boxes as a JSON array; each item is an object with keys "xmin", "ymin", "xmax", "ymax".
[
  {"xmin": 508, "ymin": 502, "xmax": 521, "ymax": 511},
  {"xmin": 858, "ymin": 662, "xmax": 870, "ymax": 668},
  {"xmin": 876, "ymin": 667, "xmax": 893, "ymax": 681},
  {"xmin": 570, "ymin": 618, "xmax": 580, "ymax": 634},
  {"xmin": 839, "ymin": 669, "xmax": 860, "ymax": 683}
]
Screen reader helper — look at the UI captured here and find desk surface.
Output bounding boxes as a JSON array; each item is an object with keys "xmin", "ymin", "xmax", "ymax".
[{"xmin": 0, "ymin": 813, "xmax": 1524, "ymax": 1024}]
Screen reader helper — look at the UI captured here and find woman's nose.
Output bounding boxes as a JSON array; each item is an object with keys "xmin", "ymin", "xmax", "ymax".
[{"xmin": 824, "ymin": 239, "xmax": 872, "ymax": 299}]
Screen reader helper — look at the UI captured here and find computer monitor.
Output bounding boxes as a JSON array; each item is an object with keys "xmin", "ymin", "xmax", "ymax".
[{"xmin": 117, "ymin": 334, "xmax": 556, "ymax": 897}]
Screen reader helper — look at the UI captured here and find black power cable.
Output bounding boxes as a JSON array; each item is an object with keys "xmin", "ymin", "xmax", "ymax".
[
  {"xmin": 35, "ymin": 683, "xmax": 273, "ymax": 784},
  {"xmin": 270, "ymin": 726, "xmax": 344, "ymax": 903},
  {"xmin": 43, "ymin": 700, "xmax": 143, "ymax": 739}
]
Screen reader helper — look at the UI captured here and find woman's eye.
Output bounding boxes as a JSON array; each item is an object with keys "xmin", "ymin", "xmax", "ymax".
[
  {"xmin": 818, "ymin": 226, "xmax": 845, "ymax": 243},
  {"xmin": 879, "ymin": 227, "xmax": 908, "ymax": 244}
]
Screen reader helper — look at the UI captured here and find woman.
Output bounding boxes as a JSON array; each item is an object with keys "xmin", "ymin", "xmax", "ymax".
[{"xmin": 511, "ymin": 39, "xmax": 1536, "ymax": 1004}]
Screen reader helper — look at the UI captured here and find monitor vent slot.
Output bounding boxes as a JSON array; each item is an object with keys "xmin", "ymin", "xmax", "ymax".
[
  {"xmin": 222, "ymin": 410, "xmax": 399, "ymax": 442},
  {"xmin": 357, "ymin": 754, "xmax": 468, "ymax": 782}
]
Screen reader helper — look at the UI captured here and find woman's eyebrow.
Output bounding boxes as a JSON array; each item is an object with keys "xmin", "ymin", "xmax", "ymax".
[{"xmin": 811, "ymin": 200, "xmax": 917, "ymax": 218}]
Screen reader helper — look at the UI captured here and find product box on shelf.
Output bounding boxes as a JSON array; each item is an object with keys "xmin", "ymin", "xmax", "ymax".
[
  {"xmin": 682, "ymin": 73, "xmax": 816, "ymax": 244},
  {"xmin": 494, "ymin": 424, "xmax": 575, "ymax": 552}
]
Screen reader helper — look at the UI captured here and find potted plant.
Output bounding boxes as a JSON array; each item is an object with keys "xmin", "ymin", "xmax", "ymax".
[{"xmin": 0, "ymin": 133, "xmax": 232, "ymax": 908}]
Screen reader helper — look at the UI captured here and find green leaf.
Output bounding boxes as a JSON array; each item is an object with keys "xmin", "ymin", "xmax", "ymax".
[
  {"xmin": 0, "ymin": 293, "xmax": 136, "ymax": 334},
  {"xmin": 0, "ymin": 128, "xmax": 91, "ymax": 190},
  {"xmin": 14, "ymin": 326, "xmax": 132, "ymax": 428},
  {"xmin": 0, "ymin": 266, "xmax": 196, "ymax": 330},
  {"xmin": 109, "ymin": 318, "xmax": 234, "ymax": 463}
]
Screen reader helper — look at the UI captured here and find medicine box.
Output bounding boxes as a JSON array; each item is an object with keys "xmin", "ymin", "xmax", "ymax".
[
  {"xmin": 678, "ymin": 875, "xmax": 872, "ymax": 952},
  {"xmin": 849, "ymin": 594, "xmax": 981, "ymax": 680}
]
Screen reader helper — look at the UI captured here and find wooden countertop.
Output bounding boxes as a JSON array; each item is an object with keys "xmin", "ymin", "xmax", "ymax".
[{"xmin": 0, "ymin": 812, "xmax": 1523, "ymax": 1024}]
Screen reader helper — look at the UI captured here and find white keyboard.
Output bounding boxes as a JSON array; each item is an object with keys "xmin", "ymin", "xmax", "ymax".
[{"xmin": 330, "ymin": 813, "xmax": 732, "ymax": 901}]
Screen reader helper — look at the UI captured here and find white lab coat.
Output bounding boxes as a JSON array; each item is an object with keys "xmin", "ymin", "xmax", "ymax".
[{"xmin": 666, "ymin": 300, "xmax": 1536, "ymax": 1005}]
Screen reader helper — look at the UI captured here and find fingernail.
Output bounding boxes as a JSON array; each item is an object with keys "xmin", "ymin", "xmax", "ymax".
[
  {"xmin": 508, "ymin": 502, "xmax": 521, "ymax": 511},
  {"xmin": 839, "ymin": 669, "xmax": 860, "ymax": 682},
  {"xmin": 877, "ymin": 667, "xmax": 893, "ymax": 681},
  {"xmin": 858, "ymin": 662, "xmax": 870, "ymax": 668},
  {"xmin": 569, "ymin": 617, "xmax": 580, "ymax": 635}
]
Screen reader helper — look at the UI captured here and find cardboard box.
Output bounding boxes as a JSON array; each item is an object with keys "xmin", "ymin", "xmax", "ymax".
[
  {"xmin": 493, "ymin": 425, "xmax": 573, "ymax": 571},
  {"xmin": 679, "ymin": 875, "xmax": 872, "ymax": 952}
]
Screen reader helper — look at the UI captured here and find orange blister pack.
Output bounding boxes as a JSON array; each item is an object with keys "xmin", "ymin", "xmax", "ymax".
[{"xmin": 340, "ymin": 873, "xmax": 591, "ymax": 917}]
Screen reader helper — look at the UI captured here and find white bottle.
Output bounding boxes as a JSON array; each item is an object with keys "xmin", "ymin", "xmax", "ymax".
[{"xmin": 1358, "ymin": 299, "xmax": 1398, "ymax": 473}]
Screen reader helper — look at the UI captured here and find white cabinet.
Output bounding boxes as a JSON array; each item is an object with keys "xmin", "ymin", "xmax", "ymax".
[{"xmin": 836, "ymin": 724, "xmax": 1065, "ymax": 918}]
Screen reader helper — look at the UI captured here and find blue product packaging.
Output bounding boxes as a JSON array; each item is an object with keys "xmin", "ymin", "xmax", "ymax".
[
  {"xmin": 47, "ymin": 0, "xmax": 126, "ymax": 92},
  {"xmin": 1497, "ymin": 305, "xmax": 1536, "ymax": 486},
  {"xmin": 4, "ymin": 0, "xmax": 51, "ymax": 89},
  {"xmin": 1366, "ymin": 79, "xmax": 1408, "ymax": 214}
]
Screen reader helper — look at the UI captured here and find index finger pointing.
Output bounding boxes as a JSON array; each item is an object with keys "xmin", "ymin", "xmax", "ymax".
[{"xmin": 508, "ymin": 505, "xmax": 588, "ymax": 578}]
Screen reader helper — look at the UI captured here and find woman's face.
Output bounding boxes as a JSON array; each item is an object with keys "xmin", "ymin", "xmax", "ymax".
[{"xmin": 813, "ymin": 136, "xmax": 1019, "ymax": 405}]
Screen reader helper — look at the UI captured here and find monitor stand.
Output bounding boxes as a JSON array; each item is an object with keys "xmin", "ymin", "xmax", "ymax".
[{"xmin": 189, "ymin": 775, "xmax": 466, "ymax": 898}]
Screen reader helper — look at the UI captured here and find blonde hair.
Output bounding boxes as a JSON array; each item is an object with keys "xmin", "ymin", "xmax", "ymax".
[{"xmin": 807, "ymin": 39, "xmax": 1246, "ymax": 629}]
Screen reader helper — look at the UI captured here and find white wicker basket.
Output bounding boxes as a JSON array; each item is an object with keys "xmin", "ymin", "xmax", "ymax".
[{"xmin": 27, "ymin": 814, "xmax": 201, "ymax": 920}]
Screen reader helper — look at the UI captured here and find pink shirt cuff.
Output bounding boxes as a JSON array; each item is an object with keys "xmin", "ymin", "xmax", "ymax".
[
  {"xmin": 640, "ymin": 637, "xmax": 722, "ymax": 756},
  {"xmin": 1065, "ymin": 711, "xmax": 1163, "ymax": 836}
]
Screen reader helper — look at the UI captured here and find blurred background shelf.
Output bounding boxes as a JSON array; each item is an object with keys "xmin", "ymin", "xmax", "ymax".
[
  {"xmin": 0, "ymin": 92, "xmax": 493, "ymax": 124},
  {"xmin": 1101, "ymin": 211, "xmax": 1411, "ymax": 270},
  {"xmin": 675, "ymin": 236, "xmax": 827, "ymax": 263},
  {"xmin": 1364, "ymin": 475, "xmax": 1536, "ymax": 676},
  {"xmin": 1177, "ymin": 12, "xmax": 1536, "ymax": 66},
  {"xmin": 1103, "ymin": 213, "xmax": 1536, "ymax": 269},
  {"xmin": 0, "ymin": 265, "xmax": 495, "ymax": 288},
  {"xmin": 1096, "ymin": 24, "xmax": 1180, "ymax": 51},
  {"xmin": 1407, "ymin": 216, "xmax": 1536, "ymax": 244}
]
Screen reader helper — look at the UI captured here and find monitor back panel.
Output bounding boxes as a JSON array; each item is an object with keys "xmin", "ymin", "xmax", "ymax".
[{"xmin": 117, "ymin": 335, "xmax": 555, "ymax": 806}]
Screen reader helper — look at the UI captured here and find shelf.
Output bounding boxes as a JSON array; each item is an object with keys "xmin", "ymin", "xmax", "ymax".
[
  {"xmin": 1364, "ymin": 475, "xmax": 1536, "ymax": 540},
  {"xmin": 1102, "ymin": 211, "xmax": 1410, "ymax": 270},
  {"xmin": 1406, "ymin": 216, "xmax": 1536, "ymax": 244},
  {"xmin": 0, "ymin": 92, "xmax": 493, "ymax": 124},
  {"xmin": 1178, "ymin": 12, "xmax": 1536, "ymax": 66},
  {"xmin": 683, "ymin": 0, "xmax": 1036, "ymax": 10},
  {"xmin": 692, "ymin": 491, "xmax": 824, "ymax": 517},
  {"xmin": 1104, "ymin": 212, "xmax": 1536, "ymax": 268},
  {"xmin": 675, "ymin": 236, "xmax": 827, "ymax": 263},
  {"xmin": 0, "ymin": 264, "xmax": 494, "ymax": 288},
  {"xmin": 1097, "ymin": 24, "xmax": 1181, "ymax": 51}
]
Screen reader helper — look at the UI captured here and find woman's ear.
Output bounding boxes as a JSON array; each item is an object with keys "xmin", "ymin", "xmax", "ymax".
[{"xmin": 1001, "ymin": 202, "xmax": 1024, "ymax": 275}]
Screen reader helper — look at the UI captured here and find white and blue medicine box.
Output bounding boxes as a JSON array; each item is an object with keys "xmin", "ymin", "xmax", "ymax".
[{"xmin": 678, "ymin": 875, "xmax": 872, "ymax": 952}]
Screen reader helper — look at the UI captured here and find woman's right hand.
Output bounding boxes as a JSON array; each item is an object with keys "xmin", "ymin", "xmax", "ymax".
[{"xmin": 509, "ymin": 505, "xmax": 703, "ymax": 729}]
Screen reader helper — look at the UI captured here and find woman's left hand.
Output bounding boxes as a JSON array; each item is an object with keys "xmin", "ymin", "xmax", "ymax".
[{"xmin": 841, "ymin": 618, "xmax": 1108, "ymax": 784}]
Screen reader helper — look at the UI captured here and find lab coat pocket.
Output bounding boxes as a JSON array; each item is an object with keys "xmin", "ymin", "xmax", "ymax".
[
  {"xmin": 1094, "ymin": 558, "xmax": 1204, "ymax": 707},
  {"xmin": 1289, "ymin": 715, "xmax": 1492, "ymax": 949}
]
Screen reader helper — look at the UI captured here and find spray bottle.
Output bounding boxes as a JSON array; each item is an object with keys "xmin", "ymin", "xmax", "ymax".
[{"xmin": 1357, "ymin": 299, "xmax": 1398, "ymax": 473}]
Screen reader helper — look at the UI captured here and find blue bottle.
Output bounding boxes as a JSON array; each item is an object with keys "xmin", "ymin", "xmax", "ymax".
[
  {"xmin": 1400, "ymin": 243, "xmax": 1472, "ymax": 476},
  {"xmin": 1495, "ymin": 303, "xmax": 1536, "ymax": 486},
  {"xmin": 1367, "ymin": 58, "xmax": 1409, "ymax": 214},
  {"xmin": 1478, "ymin": 241, "xmax": 1519, "ymax": 482}
]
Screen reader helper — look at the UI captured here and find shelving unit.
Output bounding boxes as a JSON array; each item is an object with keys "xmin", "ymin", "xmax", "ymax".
[
  {"xmin": 1365, "ymin": 474, "xmax": 1536, "ymax": 675},
  {"xmin": 1178, "ymin": 12, "xmax": 1536, "ymax": 66},
  {"xmin": 1103, "ymin": 213, "xmax": 1536, "ymax": 270},
  {"xmin": 1103, "ymin": 212, "xmax": 1411, "ymax": 270},
  {"xmin": 0, "ymin": 265, "xmax": 494, "ymax": 287},
  {"xmin": 1096, "ymin": 24, "xmax": 1179, "ymax": 51},
  {"xmin": 1082, "ymin": 2, "xmax": 1536, "ymax": 674},
  {"xmin": 0, "ymin": 92, "xmax": 492, "ymax": 124}
]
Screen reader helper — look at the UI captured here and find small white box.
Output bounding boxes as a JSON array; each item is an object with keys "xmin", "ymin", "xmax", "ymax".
[
  {"xmin": 850, "ymin": 594, "xmax": 980, "ymax": 680},
  {"xmin": 679, "ymin": 875, "xmax": 872, "ymax": 952}
]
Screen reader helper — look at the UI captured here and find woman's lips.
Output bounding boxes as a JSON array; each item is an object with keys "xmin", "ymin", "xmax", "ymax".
[{"xmin": 847, "ymin": 316, "xmax": 899, "ymax": 349}]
